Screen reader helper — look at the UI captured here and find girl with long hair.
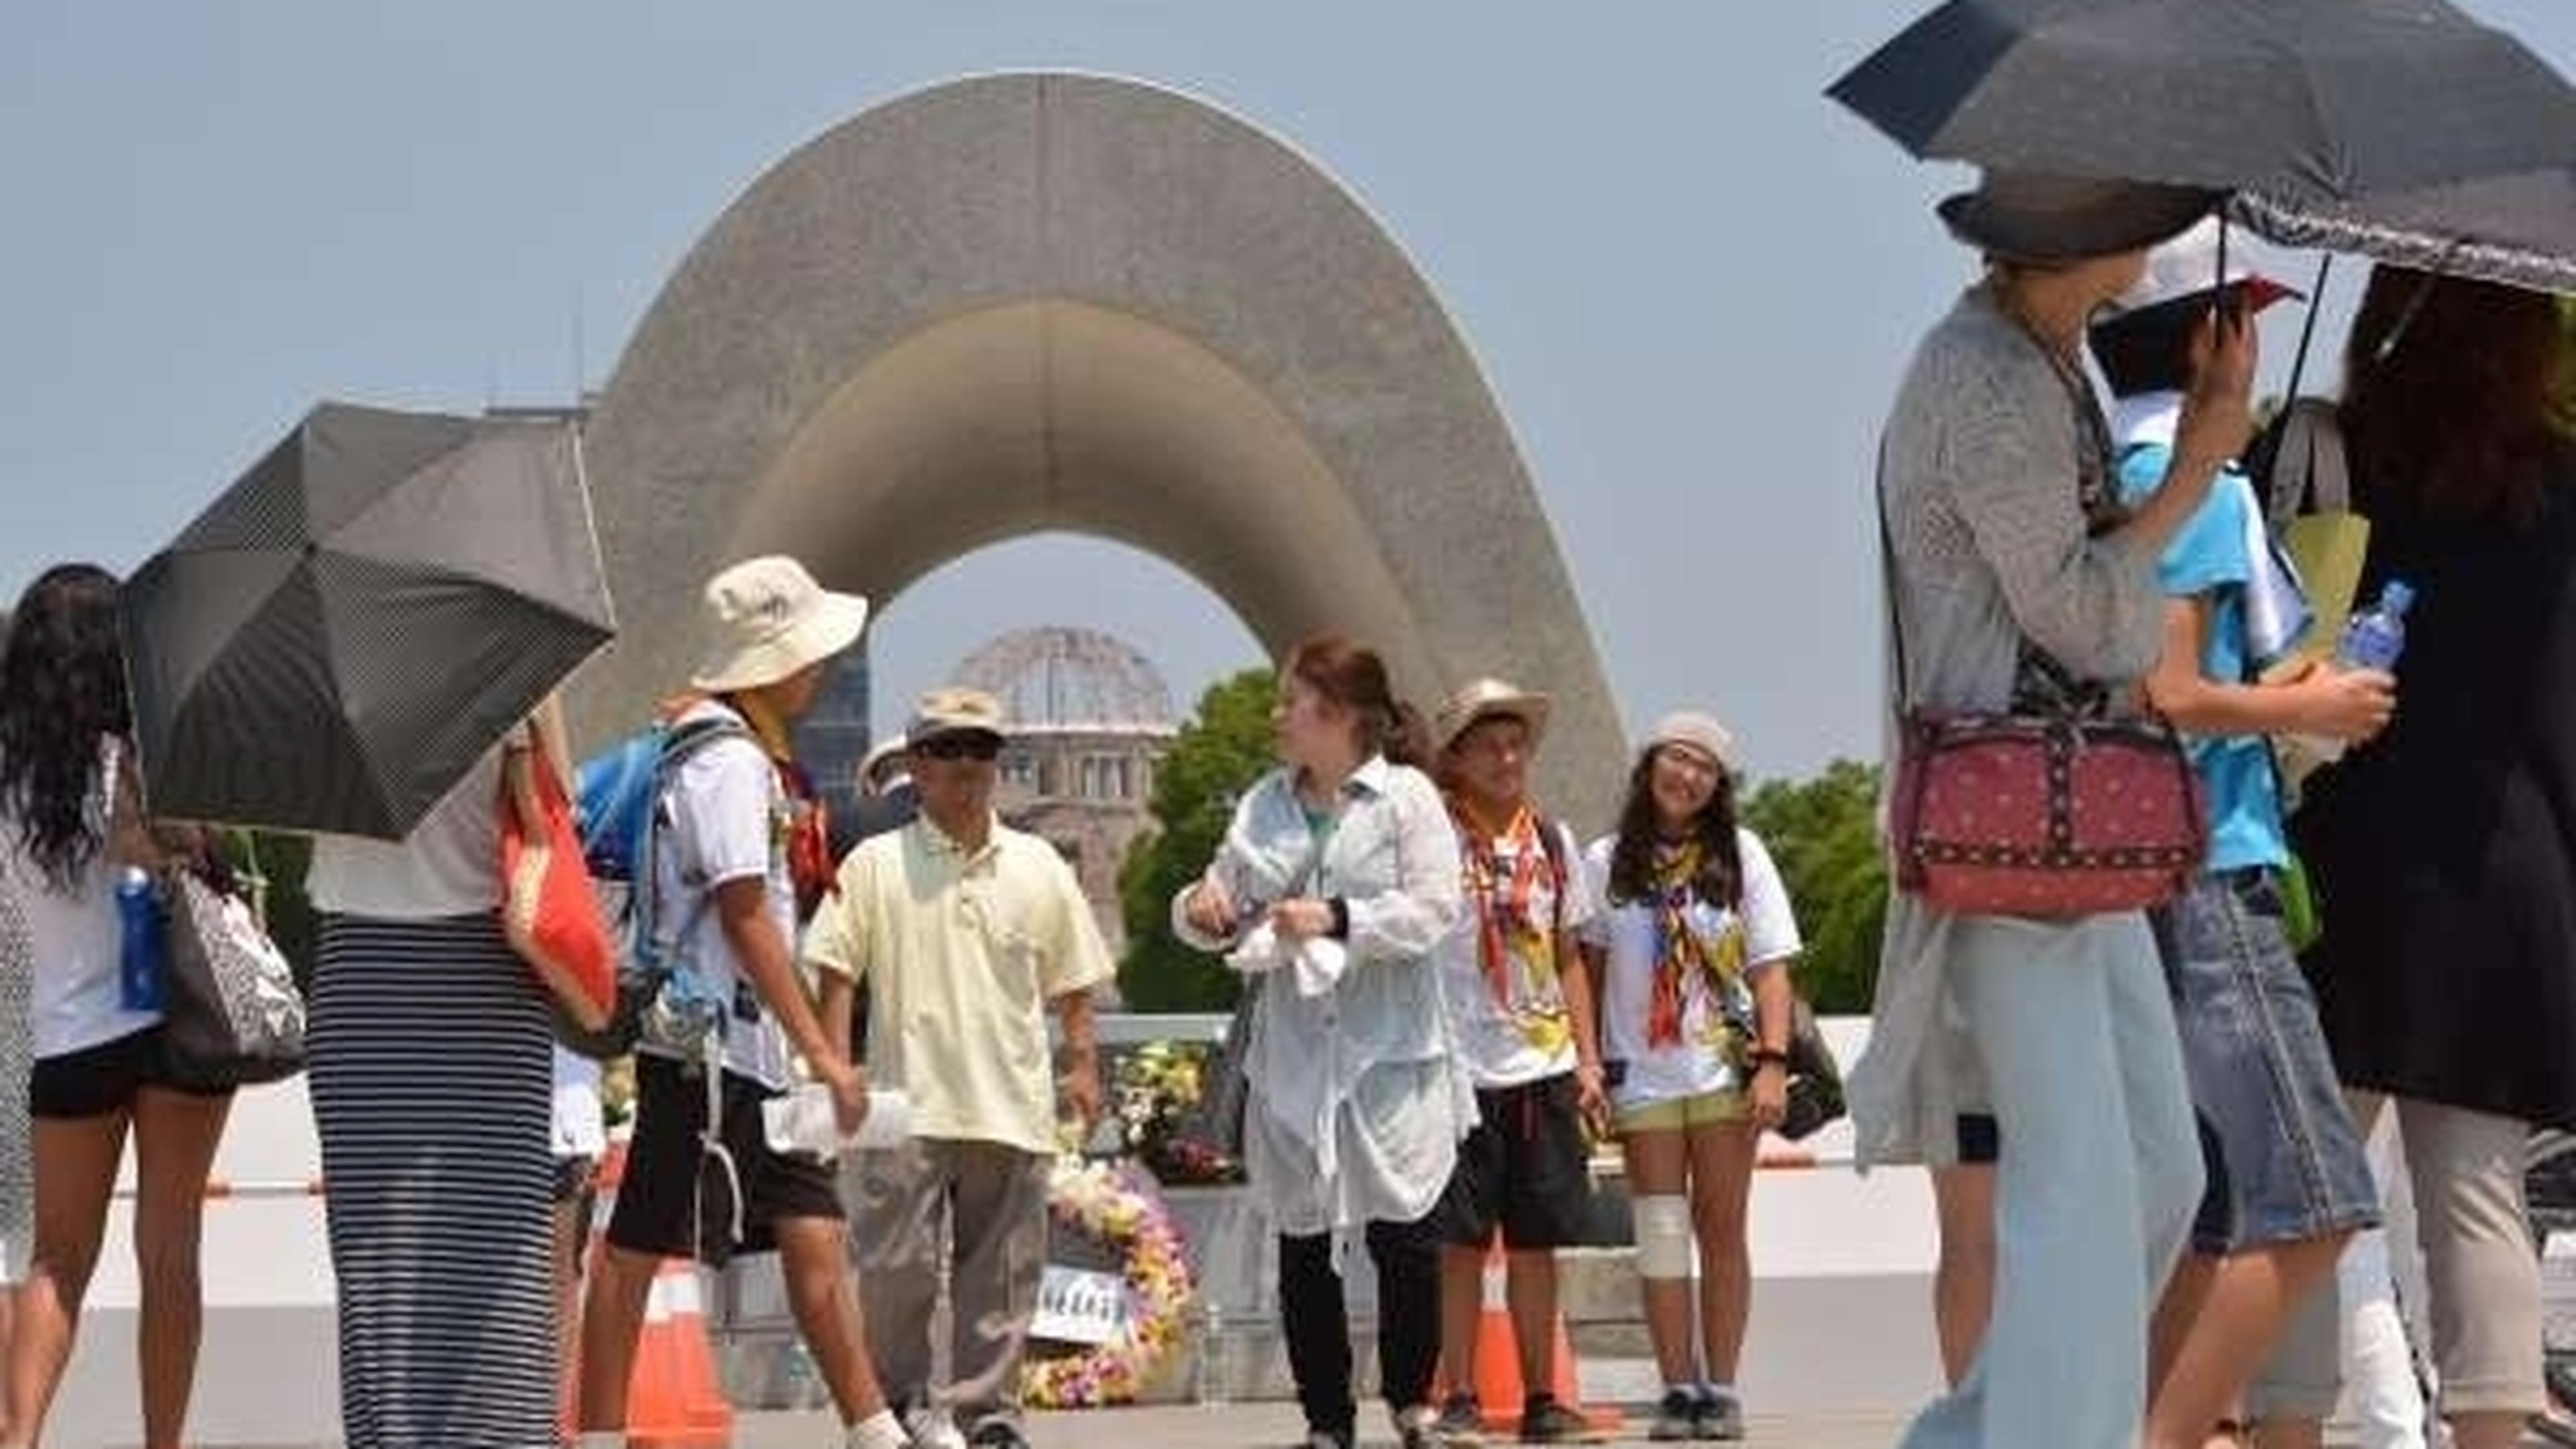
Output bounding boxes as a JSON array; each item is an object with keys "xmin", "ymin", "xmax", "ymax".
[
  {"xmin": 1579, "ymin": 713, "xmax": 1796, "ymax": 1441},
  {"xmin": 1, "ymin": 564, "xmax": 232, "ymax": 1449},
  {"xmin": 1173, "ymin": 634, "xmax": 1465, "ymax": 1449}
]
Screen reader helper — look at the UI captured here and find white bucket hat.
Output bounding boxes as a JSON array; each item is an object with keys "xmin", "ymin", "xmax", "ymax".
[
  {"xmin": 690, "ymin": 555, "xmax": 869, "ymax": 693},
  {"xmin": 1646, "ymin": 710, "xmax": 1739, "ymax": 773}
]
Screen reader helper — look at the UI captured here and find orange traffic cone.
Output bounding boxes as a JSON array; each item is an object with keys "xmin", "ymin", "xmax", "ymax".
[
  {"xmin": 1467, "ymin": 1242, "xmax": 1623, "ymax": 1434},
  {"xmin": 625, "ymin": 1258, "xmax": 734, "ymax": 1449}
]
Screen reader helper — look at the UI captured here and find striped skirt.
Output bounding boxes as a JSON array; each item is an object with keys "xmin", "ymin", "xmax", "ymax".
[{"xmin": 311, "ymin": 912, "xmax": 557, "ymax": 1449}]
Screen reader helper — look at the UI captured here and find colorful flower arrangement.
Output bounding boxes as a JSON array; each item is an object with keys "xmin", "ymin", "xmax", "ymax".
[
  {"xmin": 1113, "ymin": 1039, "xmax": 1245, "ymax": 1186},
  {"xmin": 1019, "ymin": 1157, "xmax": 1197, "ymax": 1409}
]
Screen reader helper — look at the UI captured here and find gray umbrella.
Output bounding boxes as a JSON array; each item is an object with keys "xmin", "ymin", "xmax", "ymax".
[
  {"xmin": 122, "ymin": 402, "xmax": 616, "ymax": 841},
  {"xmin": 2234, "ymin": 168, "xmax": 2576, "ymax": 298},
  {"xmin": 1828, "ymin": 0, "xmax": 2576, "ymax": 205}
]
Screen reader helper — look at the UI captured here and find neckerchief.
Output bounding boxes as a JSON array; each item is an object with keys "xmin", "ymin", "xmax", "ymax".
[
  {"xmin": 1646, "ymin": 840, "xmax": 1743, "ymax": 1047},
  {"xmin": 1452, "ymin": 799, "xmax": 1550, "ymax": 1008}
]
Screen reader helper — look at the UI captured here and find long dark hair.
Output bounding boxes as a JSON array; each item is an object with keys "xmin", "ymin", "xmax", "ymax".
[
  {"xmin": 1284, "ymin": 634, "xmax": 1429, "ymax": 768},
  {"xmin": 1605, "ymin": 744, "xmax": 1743, "ymax": 910},
  {"xmin": 2343, "ymin": 266, "xmax": 2568, "ymax": 528},
  {"xmin": 0, "ymin": 564, "xmax": 130, "ymax": 891}
]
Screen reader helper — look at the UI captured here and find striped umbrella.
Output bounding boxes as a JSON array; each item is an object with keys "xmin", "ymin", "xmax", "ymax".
[{"xmin": 122, "ymin": 402, "xmax": 617, "ymax": 841}]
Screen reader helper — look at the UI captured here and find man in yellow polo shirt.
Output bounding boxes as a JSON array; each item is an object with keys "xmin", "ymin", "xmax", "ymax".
[{"xmin": 806, "ymin": 686, "xmax": 1112, "ymax": 1449}]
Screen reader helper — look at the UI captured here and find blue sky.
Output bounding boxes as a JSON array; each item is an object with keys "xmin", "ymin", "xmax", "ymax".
[{"xmin": 5, "ymin": 2, "xmax": 2571, "ymax": 780}]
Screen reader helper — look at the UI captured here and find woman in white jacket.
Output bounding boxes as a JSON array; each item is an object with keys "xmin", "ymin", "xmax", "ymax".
[{"xmin": 1175, "ymin": 635, "xmax": 1464, "ymax": 1449}]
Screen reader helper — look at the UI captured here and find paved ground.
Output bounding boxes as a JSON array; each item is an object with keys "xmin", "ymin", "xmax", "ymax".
[{"xmin": 724, "ymin": 1403, "xmax": 1915, "ymax": 1448}]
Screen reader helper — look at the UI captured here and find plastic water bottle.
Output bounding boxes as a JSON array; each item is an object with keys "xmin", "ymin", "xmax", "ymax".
[
  {"xmin": 2288, "ymin": 579, "xmax": 2418, "ymax": 777},
  {"xmin": 1194, "ymin": 1297, "xmax": 1229, "ymax": 1407},
  {"xmin": 778, "ymin": 1338, "xmax": 824, "ymax": 1411},
  {"xmin": 115, "ymin": 867, "xmax": 164, "ymax": 1012},
  {"xmin": 2336, "ymin": 580, "xmax": 2415, "ymax": 672}
]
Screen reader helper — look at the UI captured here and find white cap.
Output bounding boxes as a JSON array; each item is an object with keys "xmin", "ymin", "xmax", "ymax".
[{"xmin": 2107, "ymin": 217, "xmax": 2300, "ymax": 319}]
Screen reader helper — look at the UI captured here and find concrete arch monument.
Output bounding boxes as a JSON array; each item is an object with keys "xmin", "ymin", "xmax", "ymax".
[{"xmin": 577, "ymin": 71, "xmax": 1621, "ymax": 821}]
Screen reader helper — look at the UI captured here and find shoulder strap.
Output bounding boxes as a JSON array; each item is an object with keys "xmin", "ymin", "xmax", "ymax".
[
  {"xmin": 1876, "ymin": 438, "xmax": 1915, "ymax": 710},
  {"xmin": 1536, "ymin": 815, "xmax": 1570, "ymax": 935}
]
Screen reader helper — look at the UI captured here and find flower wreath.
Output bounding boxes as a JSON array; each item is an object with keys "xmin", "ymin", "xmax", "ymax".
[{"xmin": 1018, "ymin": 1158, "xmax": 1197, "ymax": 1409}]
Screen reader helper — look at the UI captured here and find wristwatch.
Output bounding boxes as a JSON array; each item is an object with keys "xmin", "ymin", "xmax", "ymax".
[{"xmin": 1747, "ymin": 1047, "xmax": 1792, "ymax": 1071}]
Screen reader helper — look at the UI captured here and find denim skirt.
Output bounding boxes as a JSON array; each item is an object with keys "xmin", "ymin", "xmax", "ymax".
[{"xmin": 2150, "ymin": 869, "xmax": 2380, "ymax": 1254}]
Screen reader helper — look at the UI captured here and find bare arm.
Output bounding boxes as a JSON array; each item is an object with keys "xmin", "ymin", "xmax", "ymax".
[
  {"xmin": 714, "ymin": 876, "xmax": 845, "ymax": 1076},
  {"xmin": 1053, "ymin": 985, "xmax": 1101, "ymax": 1134},
  {"xmin": 2141, "ymin": 598, "xmax": 2395, "ymax": 741}
]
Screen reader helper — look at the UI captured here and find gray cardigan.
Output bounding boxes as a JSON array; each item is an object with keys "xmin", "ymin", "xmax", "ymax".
[{"xmin": 1849, "ymin": 288, "xmax": 2170, "ymax": 1166}]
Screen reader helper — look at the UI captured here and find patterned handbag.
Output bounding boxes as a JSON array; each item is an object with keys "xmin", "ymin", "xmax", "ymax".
[
  {"xmin": 1878, "ymin": 376, "xmax": 2206, "ymax": 919},
  {"xmin": 160, "ymin": 865, "xmax": 307, "ymax": 1088}
]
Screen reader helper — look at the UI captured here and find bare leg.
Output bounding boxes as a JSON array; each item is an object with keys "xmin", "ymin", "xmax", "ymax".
[
  {"xmin": 576, "ymin": 1244, "xmax": 656, "ymax": 1433},
  {"xmin": 773, "ymin": 1216, "xmax": 889, "ymax": 1424},
  {"xmin": 2145, "ymin": 1235, "xmax": 2349, "ymax": 1449},
  {"xmin": 1619, "ymin": 1128, "xmax": 1697, "ymax": 1388},
  {"xmin": 1503, "ymin": 1248, "xmax": 1558, "ymax": 1396},
  {"xmin": 1684, "ymin": 1120, "xmax": 1758, "ymax": 1383},
  {"xmin": 128, "ymin": 1086, "xmax": 230, "ymax": 1449},
  {"xmin": 7, "ymin": 1110, "xmax": 127, "ymax": 1445},
  {"xmin": 1929, "ymin": 1164, "xmax": 1996, "ymax": 1387}
]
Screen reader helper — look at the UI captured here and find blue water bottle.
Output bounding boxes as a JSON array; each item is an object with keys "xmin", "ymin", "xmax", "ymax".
[
  {"xmin": 115, "ymin": 866, "xmax": 165, "ymax": 1012},
  {"xmin": 2337, "ymin": 580, "xmax": 2414, "ymax": 672}
]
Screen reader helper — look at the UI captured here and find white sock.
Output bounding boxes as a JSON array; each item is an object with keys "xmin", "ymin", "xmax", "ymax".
[
  {"xmin": 1704, "ymin": 1381, "xmax": 1737, "ymax": 1399},
  {"xmin": 845, "ymin": 1407, "xmax": 909, "ymax": 1449},
  {"xmin": 576, "ymin": 1433, "xmax": 623, "ymax": 1449}
]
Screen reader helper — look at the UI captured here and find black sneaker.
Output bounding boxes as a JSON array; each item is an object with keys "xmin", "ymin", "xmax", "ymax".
[
  {"xmin": 1647, "ymin": 1387, "xmax": 1699, "ymax": 1442},
  {"xmin": 1517, "ymin": 1393, "xmax": 1601, "ymax": 1443},
  {"xmin": 963, "ymin": 1418, "xmax": 1031, "ymax": 1449},
  {"xmin": 1432, "ymin": 1393, "xmax": 1488, "ymax": 1445}
]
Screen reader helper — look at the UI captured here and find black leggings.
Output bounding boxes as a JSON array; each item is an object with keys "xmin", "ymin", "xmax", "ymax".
[{"xmin": 1278, "ymin": 1214, "xmax": 1442, "ymax": 1435}]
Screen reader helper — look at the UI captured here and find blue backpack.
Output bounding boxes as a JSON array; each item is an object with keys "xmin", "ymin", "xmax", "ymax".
[{"xmin": 553, "ymin": 714, "xmax": 749, "ymax": 1060}]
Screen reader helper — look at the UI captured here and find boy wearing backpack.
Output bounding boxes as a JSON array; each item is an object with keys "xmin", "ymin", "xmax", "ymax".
[
  {"xmin": 578, "ymin": 555, "xmax": 909, "ymax": 1449},
  {"xmin": 1421, "ymin": 678, "xmax": 1608, "ymax": 1445}
]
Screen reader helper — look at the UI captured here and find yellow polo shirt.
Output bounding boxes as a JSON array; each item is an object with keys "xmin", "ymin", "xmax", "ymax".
[{"xmin": 802, "ymin": 814, "xmax": 1114, "ymax": 1154}]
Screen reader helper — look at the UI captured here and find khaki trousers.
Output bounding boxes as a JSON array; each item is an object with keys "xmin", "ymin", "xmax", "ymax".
[{"xmin": 845, "ymin": 1136, "xmax": 1052, "ymax": 1430}]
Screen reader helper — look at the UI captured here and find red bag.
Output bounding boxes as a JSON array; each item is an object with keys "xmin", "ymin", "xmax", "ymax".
[
  {"xmin": 1889, "ymin": 711, "xmax": 2206, "ymax": 918},
  {"xmin": 500, "ymin": 722, "xmax": 616, "ymax": 1032}
]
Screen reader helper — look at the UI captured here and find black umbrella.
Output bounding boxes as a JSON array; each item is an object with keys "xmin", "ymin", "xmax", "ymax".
[
  {"xmin": 123, "ymin": 402, "xmax": 616, "ymax": 841},
  {"xmin": 2234, "ymin": 168, "xmax": 2576, "ymax": 297},
  {"xmin": 1829, "ymin": 0, "xmax": 2576, "ymax": 205}
]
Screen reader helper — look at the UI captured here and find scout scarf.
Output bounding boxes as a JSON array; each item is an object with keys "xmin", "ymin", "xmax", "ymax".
[
  {"xmin": 720, "ymin": 692, "xmax": 836, "ymax": 921},
  {"xmin": 1646, "ymin": 840, "xmax": 1743, "ymax": 1047},
  {"xmin": 1453, "ymin": 801, "xmax": 1552, "ymax": 1008}
]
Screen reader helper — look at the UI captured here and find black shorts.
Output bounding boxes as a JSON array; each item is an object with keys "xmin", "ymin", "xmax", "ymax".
[
  {"xmin": 30, "ymin": 1026, "xmax": 232, "ymax": 1120},
  {"xmin": 1956, "ymin": 1112, "xmax": 2000, "ymax": 1165},
  {"xmin": 1432, "ymin": 1072, "xmax": 1594, "ymax": 1250},
  {"xmin": 604, "ymin": 1055, "xmax": 843, "ymax": 1261}
]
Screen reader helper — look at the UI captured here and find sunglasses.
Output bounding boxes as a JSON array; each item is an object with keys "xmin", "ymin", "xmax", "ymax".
[{"xmin": 914, "ymin": 733, "xmax": 1002, "ymax": 762}]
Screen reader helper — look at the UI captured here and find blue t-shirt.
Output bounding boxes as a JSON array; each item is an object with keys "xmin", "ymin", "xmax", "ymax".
[{"xmin": 2116, "ymin": 441, "xmax": 2288, "ymax": 872}]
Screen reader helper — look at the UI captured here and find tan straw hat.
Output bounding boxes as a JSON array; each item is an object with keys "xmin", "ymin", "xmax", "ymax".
[
  {"xmin": 1432, "ymin": 677, "xmax": 1550, "ymax": 756},
  {"xmin": 689, "ymin": 555, "xmax": 870, "ymax": 693}
]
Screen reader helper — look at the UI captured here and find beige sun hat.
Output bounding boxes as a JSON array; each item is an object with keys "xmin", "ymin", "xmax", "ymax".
[
  {"xmin": 1432, "ymin": 676, "xmax": 1550, "ymax": 756},
  {"xmin": 904, "ymin": 686, "xmax": 1008, "ymax": 750},
  {"xmin": 856, "ymin": 732, "xmax": 910, "ymax": 794},
  {"xmin": 689, "ymin": 555, "xmax": 870, "ymax": 693},
  {"xmin": 1646, "ymin": 710, "xmax": 1739, "ymax": 773}
]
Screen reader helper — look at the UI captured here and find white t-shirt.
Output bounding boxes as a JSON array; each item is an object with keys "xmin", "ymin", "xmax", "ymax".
[
  {"xmin": 1434, "ymin": 816, "xmax": 1599, "ymax": 1089},
  {"xmin": 645, "ymin": 700, "xmax": 796, "ymax": 1091},
  {"xmin": 305, "ymin": 746, "xmax": 504, "ymax": 918},
  {"xmin": 12, "ymin": 743, "xmax": 157, "ymax": 1060},
  {"xmin": 551, "ymin": 1044, "xmax": 606, "ymax": 1162},
  {"xmin": 1581, "ymin": 828, "xmax": 1801, "ymax": 1110}
]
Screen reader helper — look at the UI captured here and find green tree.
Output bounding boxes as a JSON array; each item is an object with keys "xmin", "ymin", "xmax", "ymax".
[
  {"xmin": 1117, "ymin": 667, "xmax": 1279, "ymax": 1011},
  {"xmin": 1739, "ymin": 758, "xmax": 1886, "ymax": 1014}
]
